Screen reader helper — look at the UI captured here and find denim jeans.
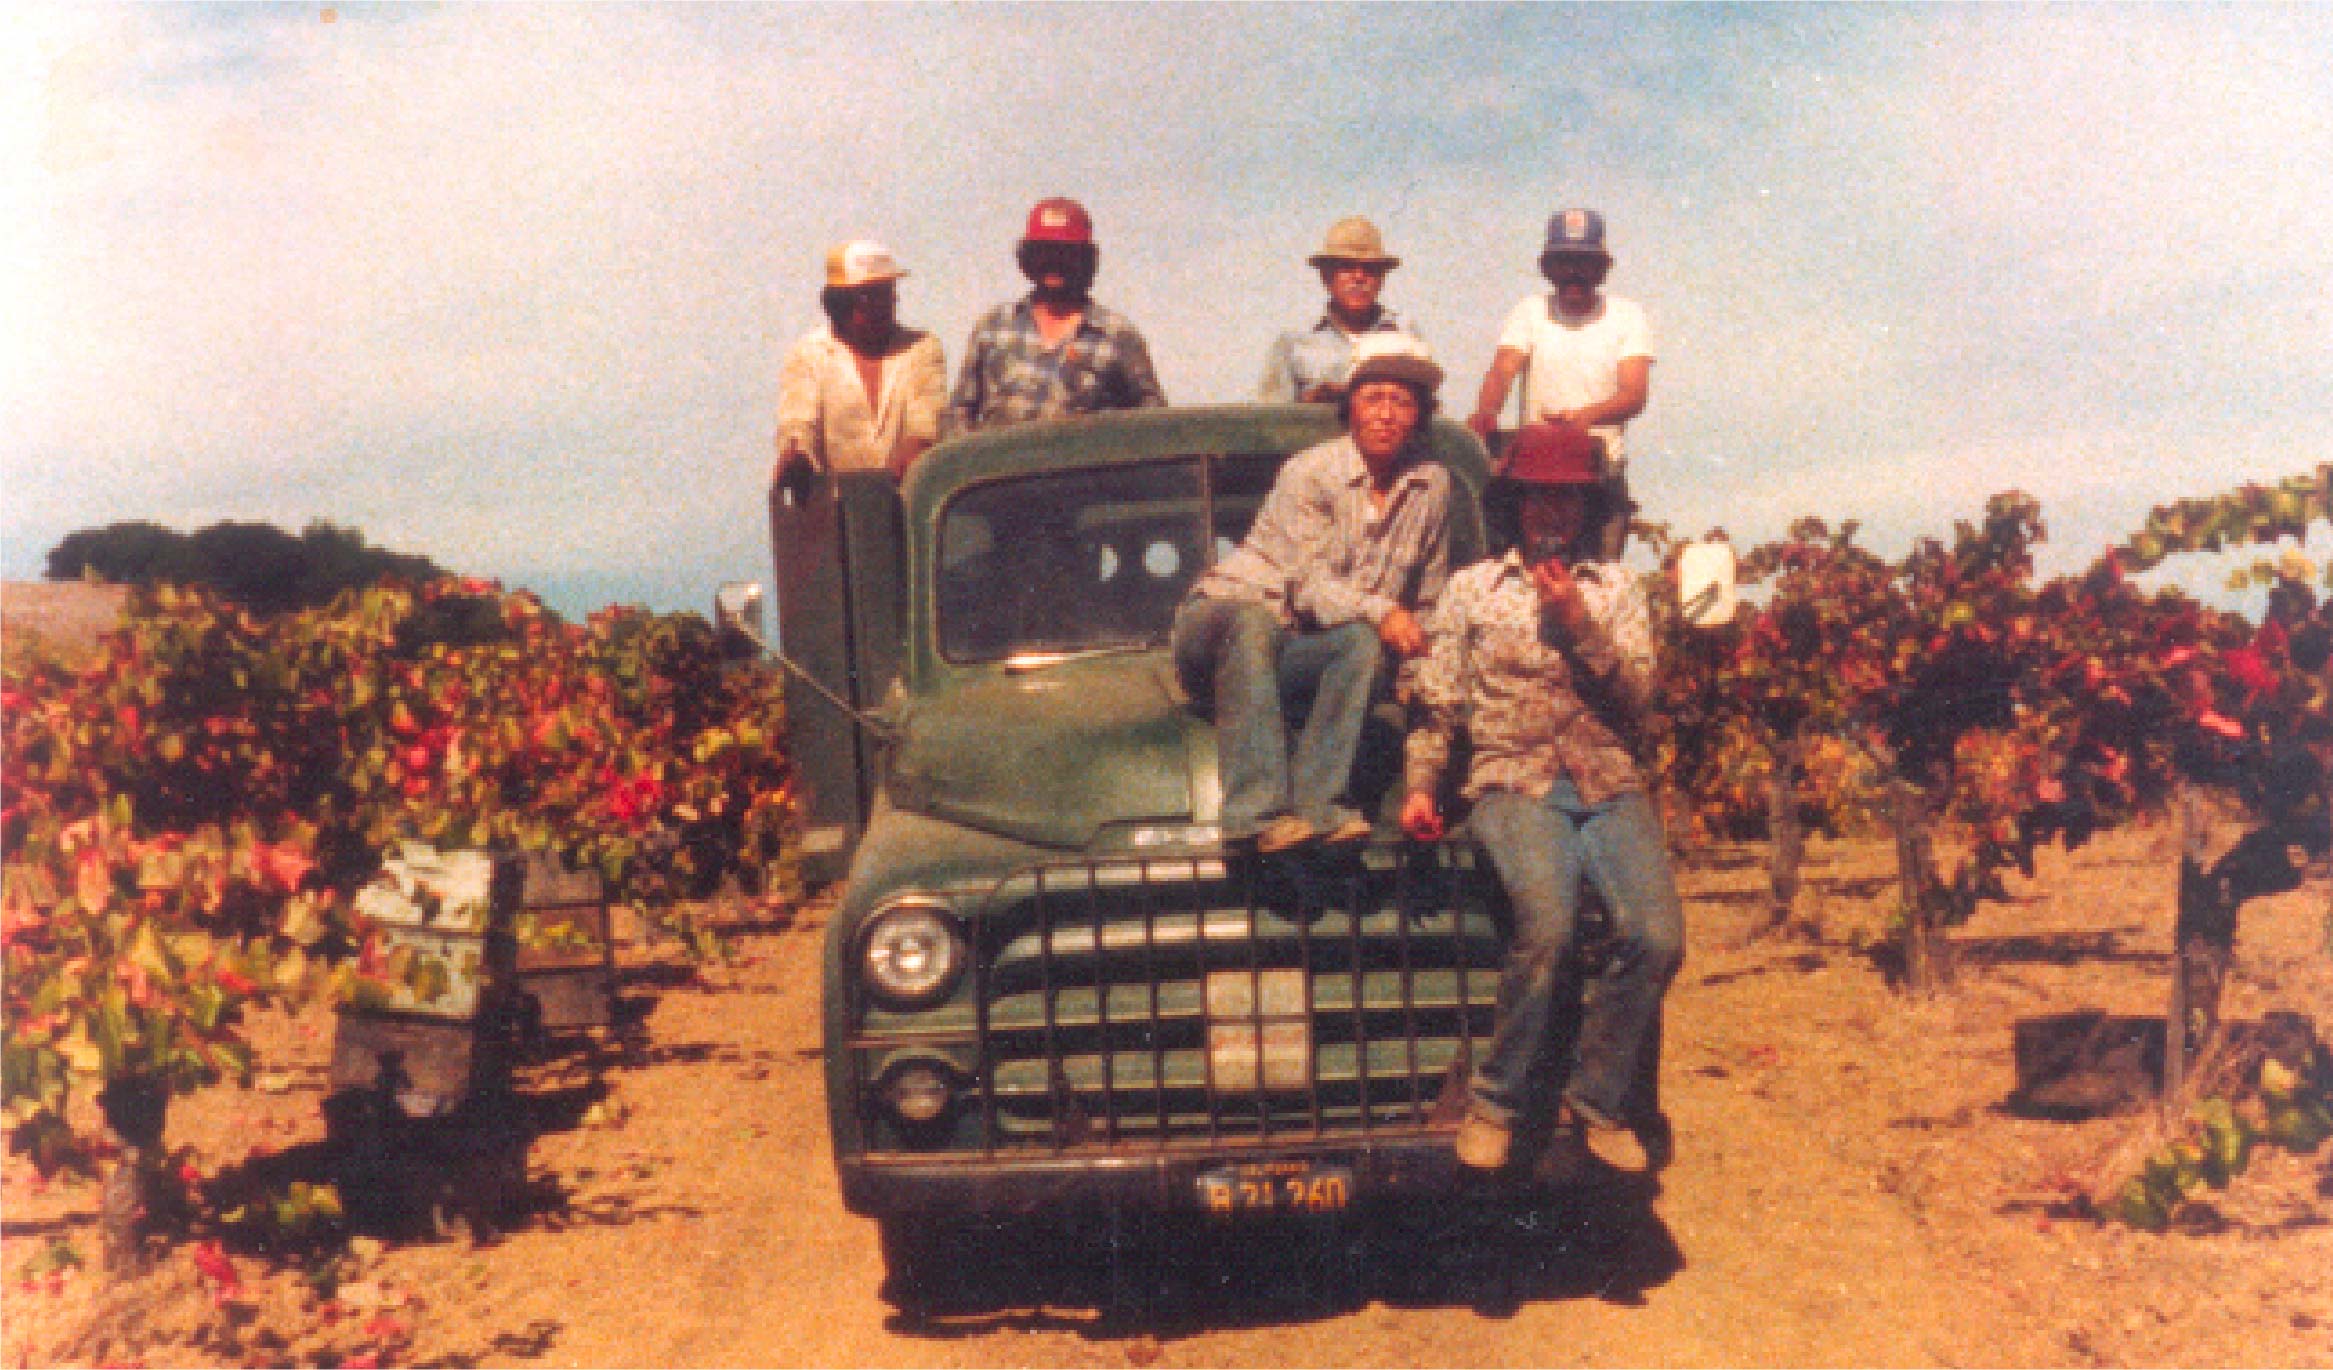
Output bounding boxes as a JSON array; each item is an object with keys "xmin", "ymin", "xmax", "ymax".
[
  {"xmin": 1465, "ymin": 779, "xmax": 1684, "ymax": 1127},
  {"xmin": 1170, "ymin": 597, "xmax": 1383, "ymax": 840}
]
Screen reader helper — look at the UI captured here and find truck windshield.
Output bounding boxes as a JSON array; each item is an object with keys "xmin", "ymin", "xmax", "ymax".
[{"xmin": 938, "ymin": 455, "xmax": 1280, "ymax": 664}]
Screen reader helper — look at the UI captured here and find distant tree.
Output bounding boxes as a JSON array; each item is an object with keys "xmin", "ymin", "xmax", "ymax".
[
  {"xmin": 45, "ymin": 521, "xmax": 193, "ymax": 586},
  {"xmin": 45, "ymin": 518, "xmax": 449, "ymax": 613}
]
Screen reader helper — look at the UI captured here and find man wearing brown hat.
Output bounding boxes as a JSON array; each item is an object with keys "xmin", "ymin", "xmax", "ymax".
[
  {"xmin": 773, "ymin": 240, "xmax": 947, "ymax": 491},
  {"xmin": 1257, "ymin": 216, "xmax": 1423, "ymax": 404},
  {"xmin": 1175, "ymin": 333, "xmax": 1453, "ymax": 854},
  {"xmin": 1402, "ymin": 419, "xmax": 1679, "ymax": 1177},
  {"xmin": 948, "ymin": 197, "xmax": 1166, "ymax": 434}
]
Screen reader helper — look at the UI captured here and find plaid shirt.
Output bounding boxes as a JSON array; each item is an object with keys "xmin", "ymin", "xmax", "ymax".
[
  {"xmin": 946, "ymin": 296, "xmax": 1166, "ymax": 434},
  {"xmin": 1405, "ymin": 551, "xmax": 1655, "ymax": 806},
  {"xmin": 1255, "ymin": 308, "xmax": 1421, "ymax": 402},
  {"xmin": 1190, "ymin": 434, "xmax": 1450, "ymax": 632}
]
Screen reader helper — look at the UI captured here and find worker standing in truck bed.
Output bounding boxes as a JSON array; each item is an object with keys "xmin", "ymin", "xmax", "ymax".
[
  {"xmin": 1256, "ymin": 216, "xmax": 1424, "ymax": 405},
  {"xmin": 773, "ymin": 240, "xmax": 947, "ymax": 493},
  {"xmin": 947, "ymin": 197, "xmax": 1166, "ymax": 434},
  {"xmin": 1466, "ymin": 208, "xmax": 1653, "ymax": 561}
]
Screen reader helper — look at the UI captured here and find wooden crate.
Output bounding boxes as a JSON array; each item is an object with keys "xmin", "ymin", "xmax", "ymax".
[{"xmin": 513, "ymin": 854, "xmax": 617, "ymax": 1034}]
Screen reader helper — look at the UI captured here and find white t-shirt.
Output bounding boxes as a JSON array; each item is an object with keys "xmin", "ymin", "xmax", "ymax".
[{"xmin": 1496, "ymin": 293, "xmax": 1654, "ymax": 468}]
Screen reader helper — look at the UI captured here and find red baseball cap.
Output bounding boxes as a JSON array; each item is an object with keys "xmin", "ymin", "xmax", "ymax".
[{"xmin": 1021, "ymin": 197, "xmax": 1095, "ymax": 246}]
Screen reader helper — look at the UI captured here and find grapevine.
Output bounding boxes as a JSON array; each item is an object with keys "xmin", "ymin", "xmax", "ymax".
[{"xmin": 3, "ymin": 579, "xmax": 800, "ymax": 1223}]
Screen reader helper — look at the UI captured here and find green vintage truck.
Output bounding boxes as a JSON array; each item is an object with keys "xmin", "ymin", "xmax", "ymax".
[{"xmin": 766, "ymin": 405, "xmax": 1600, "ymax": 1306}]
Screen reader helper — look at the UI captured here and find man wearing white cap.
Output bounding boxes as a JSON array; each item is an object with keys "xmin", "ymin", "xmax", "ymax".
[
  {"xmin": 1256, "ymin": 216, "xmax": 1424, "ymax": 404},
  {"xmin": 774, "ymin": 240, "xmax": 948, "ymax": 491},
  {"xmin": 1174, "ymin": 333, "xmax": 1454, "ymax": 854}
]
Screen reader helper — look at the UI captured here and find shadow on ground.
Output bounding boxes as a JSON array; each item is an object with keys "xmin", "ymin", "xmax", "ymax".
[{"xmin": 880, "ymin": 1179, "xmax": 1681, "ymax": 1340}]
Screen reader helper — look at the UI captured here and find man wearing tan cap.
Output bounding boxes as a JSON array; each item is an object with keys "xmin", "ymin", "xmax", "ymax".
[
  {"xmin": 774, "ymin": 240, "xmax": 947, "ymax": 491},
  {"xmin": 1257, "ymin": 216, "xmax": 1423, "ymax": 404}
]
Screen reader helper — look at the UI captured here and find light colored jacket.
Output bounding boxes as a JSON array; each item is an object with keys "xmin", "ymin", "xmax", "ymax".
[{"xmin": 776, "ymin": 325, "xmax": 947, "ymax": 474}]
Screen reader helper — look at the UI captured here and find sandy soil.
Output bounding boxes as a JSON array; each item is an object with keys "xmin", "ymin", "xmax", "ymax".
[
  {"xmin": 1, "ymin": 582, "xmax": 128, "ymax": 671},
  {"xmin": 5, "ymin": 821, "xmax": 2331, "ymax": 1368}
]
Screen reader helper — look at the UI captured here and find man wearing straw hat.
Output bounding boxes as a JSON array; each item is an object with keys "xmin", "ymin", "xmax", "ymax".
[{"xmin": 1257, "ymin": 216, "xmax": 1424, "ymax": 404}]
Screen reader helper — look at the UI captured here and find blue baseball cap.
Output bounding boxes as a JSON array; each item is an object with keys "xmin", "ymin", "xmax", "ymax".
[{"xmin": 1540, "ymin": 208, "xmax": 1611, "ymax": 260}]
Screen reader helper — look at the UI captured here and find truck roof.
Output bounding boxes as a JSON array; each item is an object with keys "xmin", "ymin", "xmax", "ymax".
[{"xmin": 902, "ymin": 405, "xmax": 1492, "ymax": 525}]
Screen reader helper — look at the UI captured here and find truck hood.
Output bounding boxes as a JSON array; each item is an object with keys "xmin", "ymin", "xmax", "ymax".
[{"xmin": 886, "ymin": 654, "xmax": 1211, "ymax": 850}]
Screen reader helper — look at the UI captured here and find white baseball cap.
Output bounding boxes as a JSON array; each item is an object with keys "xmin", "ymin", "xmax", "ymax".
[{"xmin": 824, "ymin": 240, "xmax": 908, "ymax": 289}]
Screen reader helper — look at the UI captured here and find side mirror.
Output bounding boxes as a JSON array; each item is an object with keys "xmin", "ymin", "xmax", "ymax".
[
  {"xmin": 1677, "ymin": 540, "xmax": 1737, "ymax": 628},
  {"xmin": 714, "ymin": 580, "xmax": 768, "ymax": 656}
]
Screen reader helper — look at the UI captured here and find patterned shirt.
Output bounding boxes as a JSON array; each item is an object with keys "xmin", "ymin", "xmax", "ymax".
[
  {"xmin": 946, "ymin": 296, "xmax": 1166, "ymax": 435},
  {"xmin": 1191, "ymin": 435, "xmax": 1451, "ymax": 633},
  {"xmin": 1255, "ymin": 308, "xmax": 1422, "ymax": 403},
  {"xmin": 1405, "ymin": 551, "xmax": 1656, "ymax": 806}
]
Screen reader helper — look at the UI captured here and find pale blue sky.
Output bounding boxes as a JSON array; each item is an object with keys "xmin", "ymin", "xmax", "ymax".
[{"xmin": 8, "ymin": 4, "xmax": 2331, "ymax": 619}]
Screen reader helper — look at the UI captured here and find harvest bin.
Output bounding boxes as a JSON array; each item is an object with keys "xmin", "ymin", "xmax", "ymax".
[
  {"xmin": 329, "ymin": 844, "xmax": 527, "ymax": 1114},
  {"xmin": 329, "ymin": 844, "xmax": 615, "ymax": 1115},
  {"xmin": 512, "ymin": 852, "xmax": 616, "ymax": 1035}
]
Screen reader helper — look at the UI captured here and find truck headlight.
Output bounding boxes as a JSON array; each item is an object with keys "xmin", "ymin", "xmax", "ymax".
[
  {"xmin": 878, "ymin": 1056, "xmax": 963, "ymax": 1127},
  {"xmin": 860, "ymin": 898, "xmax": 964, "ymax": 1008}
]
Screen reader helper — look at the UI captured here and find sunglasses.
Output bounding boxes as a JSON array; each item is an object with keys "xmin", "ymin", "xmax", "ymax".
[
  {"xmin": 1546, "ymin": 261, "xmax": 1609, "ymax": 285},
  {"xmin": 1021, "ymin": 245, "xmax": 1094, "ymax": 271}
]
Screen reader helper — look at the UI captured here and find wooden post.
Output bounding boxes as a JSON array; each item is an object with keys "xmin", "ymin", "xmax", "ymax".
[
  {"xmin": 1765, "ymin": 729, "xmax": 1806, "ymax": 938},
  {"xmin": 2165, "ymin": 786, "xmax": 2240, "ymax": 1115},
  {"xmin": 2162, "ymin": 790, "xmax": 2194, "ymax": 1111},
  {"xmin": 1890, "ymin": 778, "xmax": 1945, "ymax": 994}
]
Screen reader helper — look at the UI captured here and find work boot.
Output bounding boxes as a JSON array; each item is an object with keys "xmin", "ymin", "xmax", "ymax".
[
  {"xmin": 1454, "ymin": 1110, "xmax": 1512, "ymax": 1171},
  {"xmin": 1568, "ymin": 1098, "xmax": 1650, "ymax": 1173},
  {"xmin": 1321, "ymin": 813, "xmax": 1375, "ymax": 846},
  {"xmin": 1254, "ymin": 816, "xmax": 1318, "ymax": 854}
]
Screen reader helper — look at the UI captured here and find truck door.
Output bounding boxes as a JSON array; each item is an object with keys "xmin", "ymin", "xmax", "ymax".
[{"xmin": 769, "ymin": 470, "xmax": 904, "ymax": 885}]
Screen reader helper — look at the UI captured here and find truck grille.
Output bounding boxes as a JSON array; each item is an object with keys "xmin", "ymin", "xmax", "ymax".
[{"xmin": 928, "ymin": 845, "xmax": 1504, "ymax": 1152}]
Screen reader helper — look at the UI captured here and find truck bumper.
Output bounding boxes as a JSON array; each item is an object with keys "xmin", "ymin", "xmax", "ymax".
[{"xmin": 839, "ymin": 1128, "xmax": 1519, "ymax": 1219}]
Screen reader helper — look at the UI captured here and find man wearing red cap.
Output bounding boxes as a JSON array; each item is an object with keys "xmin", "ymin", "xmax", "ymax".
[
  {"xmin": 774, "ymin": 240, "xmax": 947, "ymax": 491},
  {"xmin": 1402, "ymin": 420, "xmax": 1681, "ymax": 1178},
  {"xmin": 948, "ymin": 198, "xmax": 1167, "ymax": 434}
]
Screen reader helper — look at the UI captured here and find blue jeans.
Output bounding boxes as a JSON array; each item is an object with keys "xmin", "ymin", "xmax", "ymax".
[
  {"xmin": 1170, "ymin": 597, "xmax": 1383, "ymax": 841},
  {"xmin": 1465, "ymin": 780, "xmax": 1684, "ymax": 1128}
]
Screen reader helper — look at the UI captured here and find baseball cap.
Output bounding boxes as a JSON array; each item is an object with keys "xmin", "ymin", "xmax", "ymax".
[
  {"xmin": 1539, "ymin": 208, "xmax": 1611, "ymax": 260},
  {"xmin": 824, "ymin": 240, "xmax": 907, "ymax": 289},
  {"xmin": 1021, "ymin": 197, "xmax": 1095, "ymax": 246}
]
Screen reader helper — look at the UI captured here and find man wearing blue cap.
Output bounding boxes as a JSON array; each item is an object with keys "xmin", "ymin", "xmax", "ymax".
[{"xmin": 1466, "ymin": 209, "xmax": 1653, "ymax": 560}]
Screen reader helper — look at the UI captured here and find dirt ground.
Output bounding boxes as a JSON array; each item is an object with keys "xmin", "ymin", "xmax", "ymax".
[
  {"xmin": 5, "ymin": 819, "xmax": 2330, "ymax": 1369},
  {"xmin": 1, "ymin": 582, "xmax": 127, "ymax": 671}
]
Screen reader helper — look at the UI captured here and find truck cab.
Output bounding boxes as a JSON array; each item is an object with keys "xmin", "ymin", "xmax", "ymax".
[{"xmin": 773, "ymin": 405, "xmax": 1545, "ymax": 1304}]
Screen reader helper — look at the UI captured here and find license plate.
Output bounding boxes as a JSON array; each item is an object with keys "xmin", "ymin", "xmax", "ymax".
[{"xmin": 1194, "ymin": 1159, "xmax": 1354, "ymax": 1216}]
